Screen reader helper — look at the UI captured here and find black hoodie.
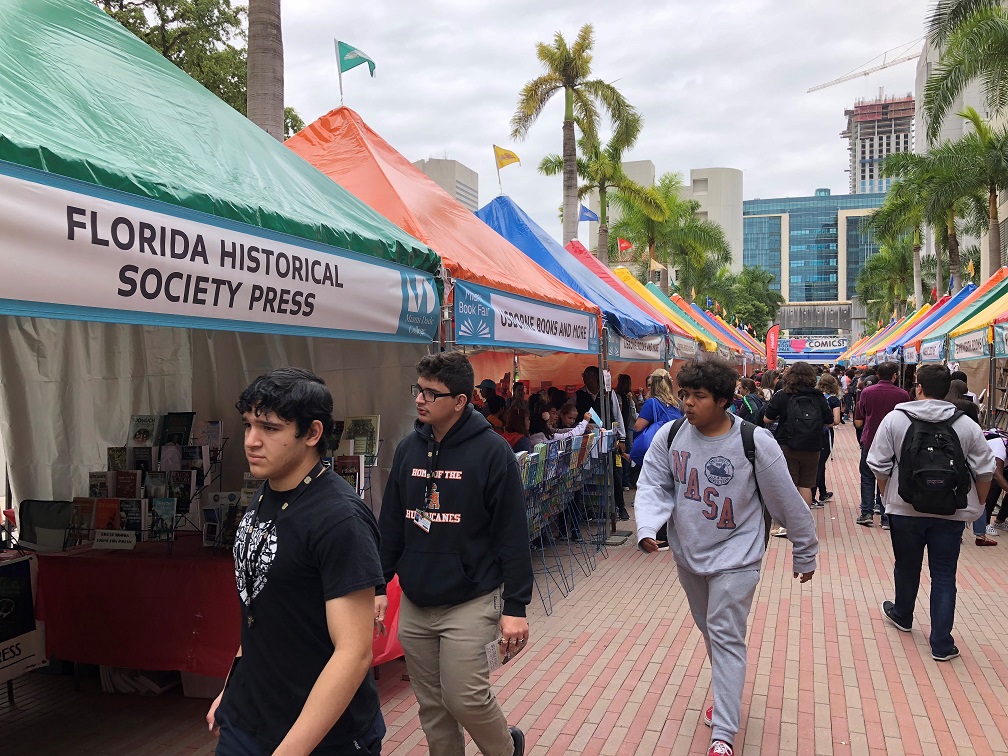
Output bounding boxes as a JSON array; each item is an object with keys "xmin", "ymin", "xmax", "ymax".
[{"xmin": 378, "ymin": 404, "xmax": 533, "ymax": 617}]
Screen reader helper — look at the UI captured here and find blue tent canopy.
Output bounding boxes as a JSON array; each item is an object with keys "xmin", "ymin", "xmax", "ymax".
[{"xmin": 476, "ymin": 196, "xmax": 665, "ymax": 341}]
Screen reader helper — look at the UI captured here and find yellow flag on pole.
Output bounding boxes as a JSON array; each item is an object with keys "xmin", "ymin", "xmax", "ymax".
[
  {"xmin": 493, "ymin": 145, "xmax": 521, "ymax": 170},
  {"xmin": 966, "ymin": 258, "xmax": 976, "ymax": 277}
]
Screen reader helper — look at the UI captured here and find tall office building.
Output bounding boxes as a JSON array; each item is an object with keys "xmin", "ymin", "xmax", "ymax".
[
  {"xmin": 743, "ymin": 189, "xmax": 886, "ymax": 333},
  {"xmin": 680, "ymin": 168, "xmax": 744, "ymax": 272},
  {"xmin": 841, "ymin": 93, "xmax": 915, "ymax": 194},
  {"xmin": 412, "ymin": 158, "xmax": 479, "ymax": 212}
]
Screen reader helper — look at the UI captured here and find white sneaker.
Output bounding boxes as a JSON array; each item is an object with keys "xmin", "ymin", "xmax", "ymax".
[
  {"xmin": 994, "ymin": 521, "xmax": 1008, "ymax": 531},
  {"xmin": 986, "ymin": 525, "xmax": 1000, "ymax": 537},
  {"xmin": 771, "ymin": 527, "xmax": 788, "ymax": 538}
]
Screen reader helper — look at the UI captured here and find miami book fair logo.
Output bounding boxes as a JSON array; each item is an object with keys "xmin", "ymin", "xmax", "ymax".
[
  {"xmin": 399, "ymin": 274, "xmax": 438, "ymax": 339},
  {"xmin": 456, "ymin": 285, "xmax": 493, "ymax": 341}
]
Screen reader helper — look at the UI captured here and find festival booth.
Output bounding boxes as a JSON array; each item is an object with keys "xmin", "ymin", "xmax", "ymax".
[
  {"xmin": 563, "ymin": 242, "xmax": 720, "ymax": 380},
  {"xmin": 948, "ymin": 282, "xmax": 1008, "ymax": 425},
  {"xmin": 0, "ymin": 1, "xmax": 447, "ymax": 687},
  {"xmin": 890, "ymin": 286, "xmax": 976, "ymax": 366},
  {"xmin": 643, "ymin": 284, "xmax": 727, "ymax": 352},
  {"xmin": 475, "ymin": 196, "xmax": 672, "ymax": 388},
  {"xmin": 684, "ymin": 300, "xmax": 756, "ymax": 368},
  {"xmin": 286, "ymin": 108, "xmax": 621, "ymax": 608}
]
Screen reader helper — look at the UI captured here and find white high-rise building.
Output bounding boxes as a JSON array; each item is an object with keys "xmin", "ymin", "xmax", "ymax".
[
  {"xmin": 681, "ymin": 168, "xmax": 744, "ymax": 272},
  {"xmin": 412, "ymin": 158, "xmax": 479, "ymax": 212}
]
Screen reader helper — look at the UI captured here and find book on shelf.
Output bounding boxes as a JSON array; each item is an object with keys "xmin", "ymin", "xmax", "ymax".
[
  {"xmin": 159, "ymin": 411, "xmax": 196, "ymax": 447},
  {"xmin": 146, "ymin": 498, "xmax": 177, "ymax": 542},
  {"xmin": 202, "ymin": 521, "xmax": 219, "ymax": 547},
  {"xmin": 143, "ymin": 471, "xmax": 168, "ymax": 499},
  {"xmin": 167, "ymin": 469, "xmax": 197, "ymax": 514},
  {"xmin": 344, "ymin": 415, "xmax": 380, "ymax": 458},
  {"xmin": 195, "ymin": 420, "xmax": 223, "ymax": 452},
  {"xmin": 88, "ymin": 471, "xmax": 110, "ymax": 498},
  {"xmin": 92, "ymin": 498, "xmax": 121, "ymax": 530},
  {"xmin": 118, "ymin": 498, "xmax": 145, "ymax": 539},
  {"xmin": 69, "ymin": 497, "xmax": 97, "ymax": 544},
  {"xmin": 241, "ymin": 472, "xmax": 266, "ymax": 509},
  {"xmin": 181, "ymin": 445, "xmax": 211, "ymax": 487},
  {"xmin": 335, "ymin": 455, "xmax": 365, "ymax": 495},
  {"xmin": 107, "ymin": 446, "xmax": 129, "ymax": 472},
  {"xmin": 111, "ymin": 470, "xmax": 142, "ymax": 499},
  {"xmin": 159, "ymin": 443, "xmax": 182, "ymax": 472},
  {"xmin": 128, "ymin": 445, "xmax": 157, "ymax": 474},
  {"xmin": 128, "ymin": 415, "xmax": 158, "ymax": 447}
]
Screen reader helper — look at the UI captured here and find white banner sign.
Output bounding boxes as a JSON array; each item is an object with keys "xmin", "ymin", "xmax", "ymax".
[
  {"xmin": 920, "ymin": 339, "xmax": 945, "ymax": 363},
  {"xmin": 903, "ymin": 344, "xmax": 919, "ymax": 363},
  {"xmin": 672, "ymin": 335, "xmax": 698, "ymax": 359},
  {"xmin": 0, "ymin": 164, "xmax": 440, "ymax": 342},
  {"xmin": 996, "ymin": 324, "xmax": 1008, "ymax": 359},
  {"xmin": 606, "ymin": 327, "xmax": 665, "ymax": 362},
  {"xmin": 454, "ymin": 280, "xmax": 598, "ymax": 354},
  {"xmin": 951, "ymin": 329, "xmax": 989, "ymax": 361},
  {"xmin": 0, "ymin": 556, "xmax": 47, "ymax": 683}
]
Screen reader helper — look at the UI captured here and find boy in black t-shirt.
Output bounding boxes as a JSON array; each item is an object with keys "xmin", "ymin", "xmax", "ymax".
[{"xmin": 207, "ymin": 368, "xmax": 385, "ymax": 755}]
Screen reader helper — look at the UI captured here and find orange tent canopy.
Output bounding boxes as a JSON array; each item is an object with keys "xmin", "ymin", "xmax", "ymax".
[{"xmin": 286, "ymin": 107, "xmax": 599, "ymax": 317}]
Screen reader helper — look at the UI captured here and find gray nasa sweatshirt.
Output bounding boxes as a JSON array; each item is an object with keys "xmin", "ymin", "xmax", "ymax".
[
  {"xmin": 635, "ymin": 415, "xmax": 818, "ymax": 576},
  {"xmin": 866, "ymin": 399, "xmax": 994, "ymax": 521}
]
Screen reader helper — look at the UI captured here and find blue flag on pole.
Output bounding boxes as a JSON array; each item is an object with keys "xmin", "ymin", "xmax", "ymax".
[
  {"xmin": 578, "ymin": 205, "xmax": 599, "ymax": 222},
  {"xmin": 706, "ymin": 296, "xmax": 713, "ymax": 309}
]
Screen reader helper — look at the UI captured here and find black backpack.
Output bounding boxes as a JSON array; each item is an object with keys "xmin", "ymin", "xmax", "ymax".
[
  {"xmin": 667, "ymin": 418, "xmax": 772, "ymax": 547},
  {"xmin": 896, "ymin": 409, "xmax": 972, "ymax": 516},
  {"xmin": 780, "ymin": 393, "xmax": 825, "ymax": 452},
  {"xmin": 738, "ymin": 394, "xmax": 765, "ymax": 424}
]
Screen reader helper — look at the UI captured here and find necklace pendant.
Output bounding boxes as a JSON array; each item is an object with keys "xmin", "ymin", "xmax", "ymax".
[{"xmin": 247, "ymin": 614, "xmax": 255, "ymax": 629}]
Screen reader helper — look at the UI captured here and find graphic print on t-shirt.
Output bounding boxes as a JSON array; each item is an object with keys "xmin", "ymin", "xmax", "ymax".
[
  {"xmin": 705, "ymin": 456, "xmax": 734, "ymax": 486},
  {"xmin": 670, "ymin": 450, "xmax": 738, "ymax": 530},
  {"xmin": 234, "ymin": 512, "xmax": 278, "ymax": 605}
]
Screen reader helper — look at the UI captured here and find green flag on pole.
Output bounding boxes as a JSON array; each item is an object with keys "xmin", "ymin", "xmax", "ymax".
[{"xmin": 336, "ymin": 40, "xmax": 376, "ymax": 77}]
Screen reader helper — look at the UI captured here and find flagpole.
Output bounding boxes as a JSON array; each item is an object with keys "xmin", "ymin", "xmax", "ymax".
[
  {"xmin": 335, "ymin": 39, "xmax": 344, "ymax": 105},
  {"xmin": 497, "ymin": 163, "xmax": 503, "ymax": 196}
]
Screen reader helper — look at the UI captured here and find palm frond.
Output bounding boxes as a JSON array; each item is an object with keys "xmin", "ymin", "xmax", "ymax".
[
  {"xmin": 538, "ymin": 154, "xmax": 564, "ymax": 176},
  {"xmin": 510, "ymin": 74, "xmax": 563, "ymax": 140}
]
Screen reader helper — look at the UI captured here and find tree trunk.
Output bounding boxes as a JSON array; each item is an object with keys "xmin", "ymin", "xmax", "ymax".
[
  {"xmin": 990, "ymin": 185, "xmax": 1002, "ymax": 276},
  {"xmin": 947, "ymin": 212, "xmax": 962, "ymax": 294},
  {"xmin": 912, "ymin": 228, "xmax": 922, "ymax": 309},
  {"xmin": 247, "ymin": 0, "xmax": 284, "ymax": 140},
  {"xmin": 934, "ymin": 238, "xmax": 943, "ymax": 301},
  {"xmin": 561, "ymin": 88, "xmax": 578, "ymax": 247},
  {"xmin": 597, "ymin": 185, "xmax": 609, "ymax": 265}
]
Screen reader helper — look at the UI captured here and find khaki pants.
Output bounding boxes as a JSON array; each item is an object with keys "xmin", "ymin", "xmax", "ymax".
[{"xmin": 398, "ymin": 587, "xmax": 514, "ymax": 756}]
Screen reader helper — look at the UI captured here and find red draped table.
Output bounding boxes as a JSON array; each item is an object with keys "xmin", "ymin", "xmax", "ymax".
[{"xmin": 35, "ymin": 536, "xmax": 403, "ymax": 677}]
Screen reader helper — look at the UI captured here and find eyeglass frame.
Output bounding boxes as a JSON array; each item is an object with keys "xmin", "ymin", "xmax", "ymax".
[{"xmin": 411, "ymin": 383, "xmax": 458, "ymax": 402}]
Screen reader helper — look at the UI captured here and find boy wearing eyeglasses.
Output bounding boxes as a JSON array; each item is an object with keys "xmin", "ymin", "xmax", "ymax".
[{"xmin": 376, "ymin": 352, "xmax": 533, "ymax": 756}]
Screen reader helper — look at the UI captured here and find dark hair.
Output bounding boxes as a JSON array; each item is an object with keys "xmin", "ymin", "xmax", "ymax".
[
  {"xmin": 616, "ymin": 373, "xmax": 632, "ymax": 395},
  {"xmin": 950, "ymin": 370, "xmax": 969, "ymax": 384},
  {"xmin": 946, "ymin": 379, "xmax": 970, "ymax": 404},
  {"xmin": 487, "ymin": 394, "xmax": 506, "ymax": 416},
  {"xmin": 782, "ymin": 361, "xmax": 817, "ymax": 393},
  {"xmin": 416, "ymin": 352, "xmax": 474, "ymax": 399},
  {"xmin": 528, "ymin": 399, "xmax": 551, "ymax": 438},
  {"xmin": 740, "ymin": 377, "xmax": 757, "ymax": 394},
  {"xmin": 877, "ymin": 361, "xmax": 899, "ymax": 381},
  {"xmin": 236, "ymin": 367, "xmax": 335, "ymax": 455},
  {"xmin": 916, "ymin": 363, "xmax": 952, "ymax": 399},
  {"xmin": 582, "ymin": 365, "xmax": 599, "ymax": 377},
  {"xmin": 676, "ymin": 357, "xmax": 738, "ymax": 406},
  {"xmin": 549, "ymin": 387, "xmax": 568, "ymax": 411},
  {"xmin": 864, "ymin": 366, "xmax": 878, "ymax": 377},
  {"xmin": 759, "ymin": 370, "xmax": 779, "ymax": 391},
  {"xmin": 504, "ymin": 405, "xmax": 529, "ymax": 435}
]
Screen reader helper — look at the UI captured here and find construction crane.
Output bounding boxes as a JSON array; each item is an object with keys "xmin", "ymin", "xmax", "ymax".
[{"xmin": 807, "ymin": 40, "xmax": 922, "ymax": 93}]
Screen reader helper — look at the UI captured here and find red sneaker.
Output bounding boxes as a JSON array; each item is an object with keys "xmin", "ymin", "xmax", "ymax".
[
  {"xmin": 703, "ymin": 704, "xmax": 713, "ymax": 727},
  {"xmin": 708, "ymin": 741, "xmax": 733, "ymax": 756}
]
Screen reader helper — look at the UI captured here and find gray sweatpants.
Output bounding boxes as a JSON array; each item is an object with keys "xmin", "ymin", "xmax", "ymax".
[{"xmin": 676, "ymin": 564, "xmax": 761, "ymax": 746}]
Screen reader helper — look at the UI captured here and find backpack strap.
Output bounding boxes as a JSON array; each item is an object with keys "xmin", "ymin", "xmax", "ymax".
[{"xmin": 666, "ymin": 417, "xmax": 772, "ymax": 546}]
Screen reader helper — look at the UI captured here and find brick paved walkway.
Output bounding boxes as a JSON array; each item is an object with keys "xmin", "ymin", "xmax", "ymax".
[{"xmin": 5, "ymin": 423, "xmax": 1008, "ymax": 754}]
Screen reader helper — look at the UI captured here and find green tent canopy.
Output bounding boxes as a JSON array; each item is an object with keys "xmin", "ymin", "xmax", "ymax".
[{"xmin": 0, "ymin": 0, "xmax": 439, "ymax": 276}]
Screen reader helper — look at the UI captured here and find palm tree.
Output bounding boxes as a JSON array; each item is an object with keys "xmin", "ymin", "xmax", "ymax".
[
  {"xmin": 246, "ymin": 0, "xmax": 284, "ymax": 139},
  {"xmin": 922, "ymin": 0, "xmax": 1008, "ymax": 144},
  {"xmin": 611, "ymin": 173, "xmax": 730, "ymax": 303},
  {"xmin": 940, "ymin": 107, "xmax": 1008, "ymax": 274},
  {"xmin": 856, "ymin": 236, "xmax": 915, "ymax": 327},
  {"xmin": 511, "ymin": 24, "xmax": 636, "ymax": 246},
  {"xmin": 868, "ymin": 169, "xmax": 926, "ymax": 308},
  {"xmin": 879, "ymin": 149, "xmax": 987, "ymax": 294},
  {"xmin": 539, "ymin": 112, "xmax": 659, "ymax": 263}
]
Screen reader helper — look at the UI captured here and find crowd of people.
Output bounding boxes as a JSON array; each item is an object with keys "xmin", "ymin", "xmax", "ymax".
[{"xmin": 201, "ymin": 350, "xmax": 1003, "ymax": 756}]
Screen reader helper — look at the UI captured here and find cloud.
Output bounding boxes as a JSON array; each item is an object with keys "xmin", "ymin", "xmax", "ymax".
[{"xmin": 281, "ymin": 0, "xmax": 925, "ymax": 241}]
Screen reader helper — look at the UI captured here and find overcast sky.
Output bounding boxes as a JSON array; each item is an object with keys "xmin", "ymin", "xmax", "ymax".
[{"xmin": 281, "ymin": 0, "xmax": 925, "ymax": 243}]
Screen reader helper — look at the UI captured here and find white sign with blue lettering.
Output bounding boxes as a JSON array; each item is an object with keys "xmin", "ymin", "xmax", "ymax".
[{"xmin": 454, "ymin": 280, "xmax": 598, "ymax": 354}]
